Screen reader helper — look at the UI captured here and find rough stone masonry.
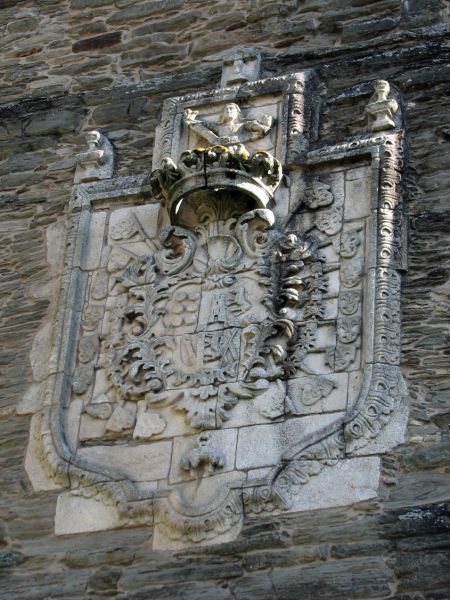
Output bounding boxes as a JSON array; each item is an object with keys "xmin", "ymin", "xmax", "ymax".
[{"xmin": 0, "ymin": 1, "xmax": 450, "ymax": 598}]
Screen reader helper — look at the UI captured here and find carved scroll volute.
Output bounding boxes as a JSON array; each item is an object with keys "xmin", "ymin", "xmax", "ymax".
[
  {"xmin": 155, "ymin": 226, "xmax": 197, "ymax": 276},
  {"xmin": 236, "ymin": 209, "xmax": 275, "ymax": 258}
]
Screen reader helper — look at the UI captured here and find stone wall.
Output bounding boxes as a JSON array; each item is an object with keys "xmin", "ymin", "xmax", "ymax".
[{"xmin": 1, "ymin": 0, "xmax": 449, "ymax": 598}]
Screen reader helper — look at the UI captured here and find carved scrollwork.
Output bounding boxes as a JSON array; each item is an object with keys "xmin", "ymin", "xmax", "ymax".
[
  {"xmin": 344, "ymin": 364, "xmax": 405, "ymax": 451},
  {"xmin": 156, "ymin": 226, "xmax": 197, "ymax": 276},
  {"xmin": 30, "ymin": 77, "xmax": 407, "ymax": 549},
  {"xmin": 154, "ymin": 487, "xmax": 243, "ymax": 544}
]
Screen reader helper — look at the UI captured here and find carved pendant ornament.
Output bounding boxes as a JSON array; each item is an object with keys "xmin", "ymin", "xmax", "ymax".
[{"xmin": 25, "ymin": 72, "xmax": 408, "ymax": 549}]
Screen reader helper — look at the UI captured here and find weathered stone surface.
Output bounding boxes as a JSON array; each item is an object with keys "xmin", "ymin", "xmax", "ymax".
[
  {"xmin": 24, "ymin": 109, "xmax": 84, "ymax": 136},
  {"xmin": 72, "ymin": 31, "xmax": 123, "ymax": 53},
  {"xmin": 270, "ymin": 557, "xmax": 394, "ymax": 599},
  {"xmin": 0, "ymin": 551, "xmax": 26, "ymax": 568},
  {"xmin": 55, "ymin": 493, "xmax": 123, "ymax": 535},
  {"xmin": 77, "ymin": 441, "xmax": 172, "ymax": 481},
  {"xmin": 0, "ymin": 0, "xmax": 449, "ymax": 597}
]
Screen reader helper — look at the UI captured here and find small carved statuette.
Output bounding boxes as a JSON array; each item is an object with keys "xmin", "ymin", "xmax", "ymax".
[
  {"xmin": 184, "ymin": 103, "xmax": 273, "ymax": 147},
  {"xmin": 366, "ymin": 80, "xmax": 398, "ymax": 132},
  {"xmin": 75, "ymin": 130, "xmax": 114, "ymax": 183}
]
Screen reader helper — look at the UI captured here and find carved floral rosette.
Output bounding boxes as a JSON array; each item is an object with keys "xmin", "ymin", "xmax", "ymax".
[{"xmin": 26, "ymin": 72, "xmax": 407, "ymax": 549}]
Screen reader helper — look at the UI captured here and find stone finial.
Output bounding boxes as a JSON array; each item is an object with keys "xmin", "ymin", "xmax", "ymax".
[
  {"xmin": 366, "ymin": 80, "xmax": 399, "ymax": 132},
  {"xmin": 220, "ymin": 47, "xmax": 261, "ymax": 88},
  {"xmin": 74, "ymin": 130, "xmax": 114, "ymax": 183}
]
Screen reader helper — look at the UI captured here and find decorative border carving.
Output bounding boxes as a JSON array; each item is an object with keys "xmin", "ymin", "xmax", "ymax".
[
  {"xmin": 30, "ymin": 121, "xmax": 406, "ymax": 535},
  {"xmin": 152, "ymin": 71, "xmax": 319, "ymax": 170},
  {"xmin": 244, "ymin": 131, "xmax": 407, "ymax": 514}
]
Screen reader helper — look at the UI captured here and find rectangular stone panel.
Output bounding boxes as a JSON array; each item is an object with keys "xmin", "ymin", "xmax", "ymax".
[
  {"xmin": 236, "ymin": 413, "xmax": 344, "ymax": 470},
  {"xmin": 288, "ymin": 456, "xmax": 381, "ymax": 512},
  {"xmin": 344, "ymin": 165, "xmax": 372, "ymax": 220},
  {"xmin": 77, "ymin": 440, "xmax": 172, "ymax": 481}
]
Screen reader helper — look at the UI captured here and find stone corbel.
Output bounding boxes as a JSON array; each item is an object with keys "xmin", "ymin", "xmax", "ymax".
[{"xmin": 74, "ymin": 130, "xmax": 114, "ymax": 183}]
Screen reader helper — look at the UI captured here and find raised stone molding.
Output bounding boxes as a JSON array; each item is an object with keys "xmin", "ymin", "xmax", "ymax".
[{"xmin": 23, "ymin": 70, "xmax": 408, "ymax": 550}]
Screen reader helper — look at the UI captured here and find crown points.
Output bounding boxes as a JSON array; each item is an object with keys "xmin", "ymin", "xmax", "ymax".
[{"xmin": 150, "ymin": 145, "xmax": 282, "ymax": 213}]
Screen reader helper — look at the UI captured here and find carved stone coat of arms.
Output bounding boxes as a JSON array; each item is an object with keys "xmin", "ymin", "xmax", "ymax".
[{"xmin": 24, "ymin": 67, "xmax": 408, "ymax": 549}]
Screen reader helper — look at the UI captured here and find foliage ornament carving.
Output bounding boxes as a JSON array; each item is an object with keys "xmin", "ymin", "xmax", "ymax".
[{"xmin": 24, "ymin": 71, "xmax": 408, "ymax": 549}]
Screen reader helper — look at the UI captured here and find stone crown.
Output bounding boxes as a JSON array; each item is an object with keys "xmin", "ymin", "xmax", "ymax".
[{"xmin": 150, "ymin": 144, "xmax": 282, "ymax": 218}]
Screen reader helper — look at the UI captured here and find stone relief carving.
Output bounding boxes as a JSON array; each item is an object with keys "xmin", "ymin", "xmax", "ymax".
[
  {"xmin": 24, "ymin": 72, "xmax": 407, "ymax": 549},
  {"xmin": 220, "ymin": 47, "xmax": 261, "ymax": 87},
  {"xmin": 184, "ymin": 103, "xmax": 274, "ymax": 147}
]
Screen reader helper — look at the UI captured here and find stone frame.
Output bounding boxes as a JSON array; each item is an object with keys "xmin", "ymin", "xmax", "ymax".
[
  {"xmin": 24, "ymin": 73, "xmax": 408, "ymax": 544},
  {"xmin": 152, "ymin": 70, "xmax": 321, "ymax": 169}
]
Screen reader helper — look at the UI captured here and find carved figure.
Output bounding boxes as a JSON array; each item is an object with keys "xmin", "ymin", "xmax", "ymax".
[
  {"xmin": 184, "ymin": 103, "xmax": 273, "ymax": 147},
  {"xmin": 74, "ymin": 130, "xmax": 114, "ymax": 183},
  {"xmin": 366, "ymin": 80, "xmax": 398, "ymax": 132}
]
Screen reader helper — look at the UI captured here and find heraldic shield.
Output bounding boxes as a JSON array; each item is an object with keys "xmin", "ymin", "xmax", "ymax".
[{"xmin": 24, "ymin": 70, "xmax": 408, "ymax": 549}]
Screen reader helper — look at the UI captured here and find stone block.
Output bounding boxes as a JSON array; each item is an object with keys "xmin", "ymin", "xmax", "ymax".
[
  {"xmin": 46, "ymin": 220, "xmax": 65, "ymax": 276},
  {"xmin": 348, "ymin": 391, "xmax": 408, "ymax": 457},
  {"xmin": 326, "ymin": 268, "xmax": 341, "ymax": 297},
  {"xmin": 70, "ymin": 0, "xmax": 114, "ymax": 7},
  {"xmin": 7, "ymin": 16, "xmax": 39, "ymax": 34},
  {"xmin": 83, "ymin": 211, "xmax": 107, "ymax": 271},
  {"xmin": 288, "ymin": 456, "xmax": 381, "ymax": 513},
  {"xmin": 109, "ymin": 203, "xmax": 159, "ymax": 244},
  {"xmin": 64, "ymin": 398, "xmax": 83, "ymax": 451},
  {"xmin": 344, "ymin": 166, "xmax": 372, "ymax": 220},
  {"xmin": 314, "ymin": 323, "xmax": 337, "ymax": 348},
  {"xmin": 395, "ymin": 549, "xmax": 450, "ymax": 593},
  {"xmin": 302, "ymin": 351, "xmax": 334, "ymax": 375},
  {"xmin": 24, "ymin": 109, "xmax": 84, "ymax": 137},
  {"xmin": 224, "ymin": 380, "xmax": 286, "ymax": 428},
  {"xmin": 107, "ymin": 0, "xmax": 184, "ymax": 24},
  {"xmin": 77, "ymin": 440, "xmax": 172, "ymax": 481},
  {"xmin": 72, "ymin": 32, "xmax": 122, "ymax": 53},
  {"xmin": 236, "ymin": 413, "xmax": 344, "ymax": 470},
  {"xmin": 55, "ymin": 492, "xmax": 122, "ymax": 535},
  {"xmin": 78, "ymin": 412, "xmax": 107, "ymax": 441},
  {"xmin": 25, "ymin": 413, "xmax": 65, "ymax": 492},
  {"xmin": 341, "ymin": 16, "xmax": 397, "ymax": 41},
  {"xmin": 29, "ymin": 321, "xmax": 52, "ymax": 383},
  {"xmin": 270, "ymin": 555, "xmax": 392, "ymax": 599},
  {"xmin": 16, "ymin": 382, "xmax": 41, "ymax": 415},
  {"xmin": 91, "ymin": 97, "xmax": 148, "ymax": 125},
  {"xmin": 348, "ymin": 370, "xmax": 364, "ymax": 408}
]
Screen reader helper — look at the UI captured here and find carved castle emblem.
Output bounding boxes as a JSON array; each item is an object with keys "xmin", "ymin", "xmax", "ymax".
[{"xmin": 24, "ymin": 72, "xmax": 408, "ymax": 550}]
